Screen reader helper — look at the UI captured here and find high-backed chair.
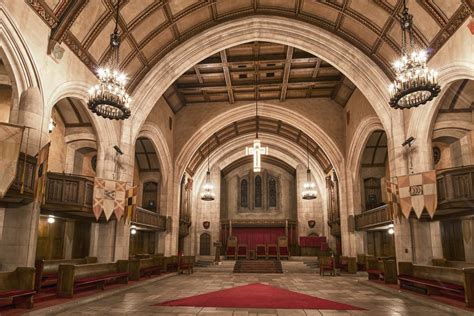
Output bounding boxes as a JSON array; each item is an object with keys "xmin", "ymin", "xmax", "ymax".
[
  {"xmin": 267, "ymin": 244, "xmax": 278, "ymax": 259},
  {"xmin": 278, "ymin": 236, "xmax": 290, "ymax": 260},
  {"xmin": 226, "ymin": 236, "xmax": 237, "ymax": 260},
  {"xmin": 319, "ymin": 256, "xmax": 335, "ymax": 276},
  {"xmin": 237, "ymin": 244, "xmax": 247, "ymax": 259},
  {"xmin": 256, "ymin": 244, "xmax": 267, "ymax": 259}
]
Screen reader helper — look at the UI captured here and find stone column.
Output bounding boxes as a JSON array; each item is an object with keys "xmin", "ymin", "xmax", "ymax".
[
  {"xmin": 89, "ymin": 222, "xmax": 100, "ymax": 258},
  {"xmin": 0, "ymin": 87, "xmax": 47, "ymax": 269},
  {"xmin": 410, "ymin": 219, "xmax": 433, "ymax": 265},
  {"xmin": 462, "ymin": 218, "xmax": 474, "ymax": 262}
]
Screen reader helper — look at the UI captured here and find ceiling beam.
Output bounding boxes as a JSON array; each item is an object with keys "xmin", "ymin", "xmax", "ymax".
[
  {"xmin": 306, "ymin": 58, "xmax": 322, "ymax": 98},
  {"xmin": 280, "ymin": 46, "xmax": 294, "ymax": 102},
  {"xmin": 47, "ymin": 0, "xmax": 88, "ymax": 55},
  {"xmin": 220, "ymin": 50, "xmax": 235, "ymax": 104}
]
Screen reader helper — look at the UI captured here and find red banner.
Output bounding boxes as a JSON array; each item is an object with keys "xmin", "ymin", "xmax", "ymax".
[{"xmin": 232, "ymin": 227, "xmax": 285, "ymax": 250}]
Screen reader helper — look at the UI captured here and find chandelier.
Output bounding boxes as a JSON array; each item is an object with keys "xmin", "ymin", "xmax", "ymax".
[
  {"xmin": 302, "ymin": 136, "xmax": 317, "ymax": 200},
  {"xmin": 88, "ymin": 0, "xmax": 131, "ymax": 120},
  {"xmin": 201, "ymin": 140, "xmax": 215, "ymax": 201},
  {"xmin": 388, "ymin": 0, "xmax": 440, "ymax": 110},
  {"xmin": 245, "ymin": 85, "xmax": 267, "ymax": 172}
]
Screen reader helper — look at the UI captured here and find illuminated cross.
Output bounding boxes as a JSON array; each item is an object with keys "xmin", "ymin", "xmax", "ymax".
[{"xmin": 245, "ymin": 139, "xmax": 268, "ymax": 172}]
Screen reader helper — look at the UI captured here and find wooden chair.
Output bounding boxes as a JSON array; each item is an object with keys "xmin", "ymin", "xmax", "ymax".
[
  {"xmin": 267, "ymin": 244, "xmax": 278, "ymax": 259},
  {"xmin": 237, "ymin": 244, "xmax": 247, "ymax": 259},
  {"xmin": 277, "ymin": 236, "xmax": 290, "ymax": 260},
  {"xmin": 256, "ymin": 244, "xmax": 267, "ymax": 259},
  {"xmin": 319, "ymin": 256, "xmax": 335, "ymax": 276},
  {"xmin": 226, "ymin": 236, "xmax": 237, "ymax": 260}
]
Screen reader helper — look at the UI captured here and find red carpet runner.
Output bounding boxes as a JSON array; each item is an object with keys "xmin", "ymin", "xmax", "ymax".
[{"xmin": 156, "ymin": 283, "xmax": 365, "ymax": 310}]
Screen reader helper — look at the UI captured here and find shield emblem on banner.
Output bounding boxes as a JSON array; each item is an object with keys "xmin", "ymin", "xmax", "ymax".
[
  {"xmin": 308, "ymin": 220, "xmax": 316, "ymax": 228},
  {"xmin": 203, "ymin": 221, "xmax": 210, "ymax": 229}
]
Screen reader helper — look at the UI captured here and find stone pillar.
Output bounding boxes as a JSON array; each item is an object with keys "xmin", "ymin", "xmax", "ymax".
[
  {"xmin": 410, "ymin": 219, "xmax": 433, "ymax": 265},
  {"xmin": 393, "ymin": 217, "xmax": 413, "ymax": 262},
  {"xmin": 430, "ymin": 221, "xmax": 443, "ymax": 259},
  {"xmin": 89, "ymin": 222, "xmax": 100, "ymax": 258},
  {"xmin": 63, "ymin": 220, "xmax": 75, "ymax": 259},
  {"xmin": 0, "ymin": 88, "xmax": 46, "ymax": 269}
]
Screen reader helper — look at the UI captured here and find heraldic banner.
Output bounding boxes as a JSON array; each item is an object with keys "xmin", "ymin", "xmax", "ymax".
[
  {"xmin": 0, "ymin": 123, "xmax": 24, "ymax": 198},
  {"xmin": 397, "ymin": 170, "xmax": 437, "ymax": 219},
  {"xmin": 125, "ymin": 185, "xmax": 138, "ymax": 223},
  {"xmin": 93, "ymin": 178, "xmax": 127, "ymax": 221},
  {"xmin": 34, "ymin": 142, "xmax": 50, "ymax": 206}
]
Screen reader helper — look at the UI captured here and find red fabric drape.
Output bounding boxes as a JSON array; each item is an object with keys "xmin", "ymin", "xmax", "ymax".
[{"xmin": 232, "ymin": 227, "xmax": 285, "ymax": 250}]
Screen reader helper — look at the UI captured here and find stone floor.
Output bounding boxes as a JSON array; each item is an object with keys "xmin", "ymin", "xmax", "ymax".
[{"xmin": 49, "ymin": 271, "xmax": 471, "ymax": 316}]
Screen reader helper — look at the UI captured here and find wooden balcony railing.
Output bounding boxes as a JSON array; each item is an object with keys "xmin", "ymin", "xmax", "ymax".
[
  {"xmin": 355, "ymin": 204, "xmax": 392, "ymax": 231},
  {"xmin": 43, "ymin": 172, "xmax": 94, "ymax": 214},
  {"xmin": 0, "ymin": 153, "xmax": 36, "ymax": 208},
  {"xmin": 132, "ymin": 206, "xmax": 166, "ymax": 231},
  {"xmin": 436, "ymin": 166, "xmax": 474, "ymax": 218}
]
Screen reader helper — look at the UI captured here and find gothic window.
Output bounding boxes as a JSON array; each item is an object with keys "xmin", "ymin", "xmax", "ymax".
[
  {"xmin": 269, "ymin": 177, "xmax": 277, "ymax": 207},
  {"xmin": 364, "ymin": 177, "xmax": 382, "ymax": 211},
  {"xmin": 240, "ymin": 179, "xmax": 248, "ymax": 208},
  {"xmin": 255, "ymin": 175, "xmax": 262, "ymax": 208},
  {"xmin": 200, "ymin": 233, "xmax": 211, "ymax": 256}
]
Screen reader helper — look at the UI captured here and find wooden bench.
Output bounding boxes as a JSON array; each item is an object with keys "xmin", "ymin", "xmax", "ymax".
[
  {"xmin": 164, "ymin": 256, "xmax": 178, "ymax": 272},
  {"xmin": 129, "ymin": 256, "xmax": 165, "ymax": 281},
  {"xmin": 366, "ymin": 257, "xmax": 397, "ymax": 284},
  {"xmin": 178, "ymin": 256, "xmax": 195, "ymax": 274},
  {"xmin": 34, "ymin": 257, "xmax": 97, "ymax": 291},
  {"xmin": 56, "ymin": 260, "xmax": 129, "ymax": 298},
  {"xmin": 398, "ymin": 262, "xmax": 474, "ymax": 307},
  {"xmin": 339, "ymin": 256, "xmax": 357, "ymax": 274},
  {"xmin": 0, "ymin": 267, "xmax": 35, "ymax": 309}
]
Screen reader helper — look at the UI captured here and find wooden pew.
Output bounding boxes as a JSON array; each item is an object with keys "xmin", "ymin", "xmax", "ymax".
[
  {"xmin": 357, "ymin": 254, "xmax": 367, "ymax": 271},
  {"xmin": 339, "ymin": 256, "xmax": 357, "ymax": 274},
  {"xmin": 0, "ymin": 267, "xmax": 35, "ymax": 309},
  {"xmin": 34, "ymin": 257, "xmax": 97, "ymax": 291},
  {"xmin": 398, "ymin": 262, "xmax": 474, "ymax": 307},
  {"xmin": 129, "ymin": 256, "xmax": 165, "ymax": 281},
  {"xmin": 164, "ymin": 256, "xmax": 178, "ymax": 272},
  {"xmin": 178, "ymin": 256, "xmax": 195, "ymax": 274},
  {"xmin": 56, "ymin": 261, "xmax": 129, "ymax": 298},
  {"xmin": 366, "ymin": 257, "xmax": 397, "ymax": 284}
]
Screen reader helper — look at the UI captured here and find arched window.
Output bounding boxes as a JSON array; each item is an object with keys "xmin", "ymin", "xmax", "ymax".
[
  {"xmin": 200, "ymin": 233, "xmax": 211, "ymax": 256},
  {"xmin": 240, "ymin": 179, "xmax": 248, "ymax": 208},
  {"xmin": 255, "ymin": 175, "xmax": 262, "ymax": 208},
  {"xmin": 269, "ymin": 177, "xmax": 277, "ymax": 207},
  {"xmin": 143, "ymin": 181, "xmax": 158, "ymax": 212}
]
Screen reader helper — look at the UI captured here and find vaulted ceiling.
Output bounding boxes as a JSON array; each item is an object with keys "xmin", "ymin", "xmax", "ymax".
[
  {"xmin": 135, "ymin": 137, "xmax": 161, "ymax": 172},
  {"xmin": 186, "ymin": 116, "xmax": 333, "ymax": 176},
  {"xmin": 28, "ymin": 0, "xmax": 471, "ymax": 93},
  {"xmin": 437, "ymin": 79, "xmax": 474, "ymax": 114},
  {"xmin": 163, "ymin": 41, "xmax": 356, "ymax": 112},
  {"xmin": 54, "ymin": 97, "xmax": 92, "ymax": 128}
]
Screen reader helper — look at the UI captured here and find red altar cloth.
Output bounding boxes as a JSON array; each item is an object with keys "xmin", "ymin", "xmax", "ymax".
[
  {"xmin": 232, "ymin": 227, "xmax": 285, "ymax": 250},
  {"xmin": 299, "ymin": 236, "xmax": 328, "ymax": 250}
]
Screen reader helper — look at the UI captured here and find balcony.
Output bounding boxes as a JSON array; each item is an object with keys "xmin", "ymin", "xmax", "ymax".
[
  {"xmin": 132, "ymin": 206, "xmax": 166, "ymax": 231},
  {"xmin": 355, "ymin": 205, "xmax": 391, "ymax": 231},
  {"xmin": 42, "ymin": 172, "xmax": 94, "ymax": 217},
  {"xmin": 435, "ymin": 166, "xmax": 474, "ymax": 219},
  {"xmin": 0, "ymin": 153, "xmax": 36, "ymax": 208}
]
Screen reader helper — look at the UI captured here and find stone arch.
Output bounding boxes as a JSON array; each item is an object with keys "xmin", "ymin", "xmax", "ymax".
[
  {"xmin": 0, "ymin": 7, "xmax": 41, "ymax": 105},
  {"xmin": 407, "ymin": 62, "xmax": 474, "ymax": 171},
  {"xmin": 130, "ymin": 16, "xmax": 393, "ymax": 141}
]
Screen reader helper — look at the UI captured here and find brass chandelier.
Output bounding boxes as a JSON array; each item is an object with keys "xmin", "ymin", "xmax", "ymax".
[
  {"xmin": 200, "ymin": 140, "xmax": 216, "ymax": 201},
  {"xmin": 88, "ymin": 0, "xmax": 131, "ymax": 120},
  {"xmin": 388, "ymin": 0, "xmax": 440, "ymax": 110}
]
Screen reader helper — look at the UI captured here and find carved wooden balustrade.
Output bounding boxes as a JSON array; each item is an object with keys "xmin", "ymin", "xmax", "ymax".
[
  {"xmin": 436, "ymin": 166, "xmax": 474, "ymax": 218},
  {"xmin": 0, "ymin": 153, "xmax": 36, "ymax": 207},
  {"xmin": 355, "ymin": 205, "xmax": 391, "ymax": 231},
  {"xmin": 42, "ymin": 172, "xmax": 94, "ymax": 215},
  {"xmin": 131, "ymin": 206, "xmax": 166, "ymax": 231}
]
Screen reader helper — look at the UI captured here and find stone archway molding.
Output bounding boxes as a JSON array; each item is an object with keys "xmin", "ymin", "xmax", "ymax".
[{"xmin": 130, "ymin": 15, "xmax": 392, "ymax": 141}]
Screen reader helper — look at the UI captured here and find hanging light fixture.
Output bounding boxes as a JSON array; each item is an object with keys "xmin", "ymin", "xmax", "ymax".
[
  {"xmin": 201, "ymin": 140, "xmax": 216, "ymax": 201},
  {"xmin": 245, "ymin": 77, "xmax": 268, "ymax": 172},
  {"xmin": 388, "ymin": 0, "xmax": 440, "ymax": 110},
  {"xmin": 302, "ymin": 136, "xmax": 317, "ymax": 200},
  {"xmin": 88, "ymin": 0, "xmax": 131, "ymax": 120},
  {"xmin": 48, "ymin": 108, "xmax": 57, "ymax": 133}
]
